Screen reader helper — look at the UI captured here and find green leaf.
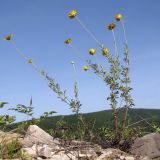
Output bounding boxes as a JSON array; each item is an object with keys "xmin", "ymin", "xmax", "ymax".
[
  {"xmin": 49, "ymin": 111, "xmax": 57, "ymax": 114},
  {"xmin": 0, "ymin": 102, "xmax": 8, "ymax": 108},
  {"xmin": 30, "ymin": 97, "xmax": 32, "ymax": 106}
]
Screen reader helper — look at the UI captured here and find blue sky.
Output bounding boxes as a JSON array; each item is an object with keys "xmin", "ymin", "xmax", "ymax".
[{"xmin": 0, "ymin": 0, "xmax": 160, "ymax": 121}]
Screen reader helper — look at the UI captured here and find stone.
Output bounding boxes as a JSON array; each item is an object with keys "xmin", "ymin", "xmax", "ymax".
[
  {"xmin": 96, "ymin": 148, "xmax": 149, "ymax": 160},
  {"xmin": 130, "ymin": 132, "xmax": 160, "ymax": 159},
  {"xmin": 23, "ymin": 144, "xmax": 52, "ymax": 159},
  {"xmin": 22, "ymin": 125, "xmax": 58, "ymax": 147},
  {"xmin": 125, "ymin": 156, "xmax": 135, "ymax": 160},
  {"xmin": 50, "ymin": 151, "xmax": 77, "ymax": 160},
  {"xmin": 80, "ymin": 147, "xmax": 97, "ymax": 159},
  {"xmin": 5, "ymin": 125, "xmax": 150, "ymax": 160},
  {"xmin": 38, "ymin": 144, "xmax": 52, "ymax": 158},
  {"xmin": 96, "ymin": 148, "xmax": 127, "ymax": 160}
]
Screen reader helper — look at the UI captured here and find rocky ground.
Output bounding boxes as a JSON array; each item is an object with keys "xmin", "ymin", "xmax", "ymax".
[{"xmin": 1, "ymin": 125, "xmax": 160, "ymax": 160}]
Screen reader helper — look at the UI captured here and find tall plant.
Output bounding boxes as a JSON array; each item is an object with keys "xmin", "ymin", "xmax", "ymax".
[
  {"xmin": 67, "ymin": 10, "xmax": 134, "ymax": 139},
  {"xmin": 3, "ymin": 10, "xmax": 134, "ymax": 141}
]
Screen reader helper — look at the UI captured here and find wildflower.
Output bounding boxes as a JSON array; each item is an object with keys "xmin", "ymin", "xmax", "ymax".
[
  {"xmin": 107, "ymin": 23, "xmax": 116, "ymax": 30},
  {"xmin": 68, "ymin": 10, "xmax": 77, "ymax": 19},
  {"xmin": 3, "ymin": 34, "xmax": 13, "ymax": 41},
  {"xmin": 115, "ymin": 13, "xmax": 123, "ymax": 21},
  {"xmin": 102, "ymin": 48, "xmax": 109, "ymax": 56},
  {"xmin": 64, "ymin": 38, "xmax": 71, "ymax": 44},
  {"xmin": 83, "ymin": 65, "xmax": 89, "ymax": 71},
  {"xmin": 28, "ymin": 58, "xmax": 33, "ymax": 63},
  {"xmin": 89, "ymin": 48, "xmax": 96, "ymax": 55}
]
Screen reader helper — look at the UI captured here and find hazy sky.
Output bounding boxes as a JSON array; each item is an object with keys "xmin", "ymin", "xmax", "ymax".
[{"xmin": 0, "ymin": 0, "xmax": 160, "ymax": 121}]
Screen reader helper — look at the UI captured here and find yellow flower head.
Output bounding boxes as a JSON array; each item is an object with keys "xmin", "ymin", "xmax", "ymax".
[
  {"xmin": 102, "ymin": 48, "xmax": 109, "ymax": 56},
  {"xmin": 28, "ymin": 58, "xmax": 33, "ymax": 63},
  {"xmin": 89, "ymin": 48, "xmax": 96, "ymax": 55},
  {"xmin": 68, "ymin": 10, "xmax": 77, "ymax": 19},
  {"xmin": 64, "ymin": 38, "xmax": 72, "ymax": 44},
  {"xmin": 3, "ymin": 34, "xmax": 13, "ymax": 41},
  {"xmin": 107, "ymin": 23, "xmax": 116, "ymax": 30},
  {"xmin": 83, "ymin": 65, "xmax": 89, "ymax": 71},
  {"xmin": 115, "ymin": 13, "xmax": 123, "ymax": 21}
]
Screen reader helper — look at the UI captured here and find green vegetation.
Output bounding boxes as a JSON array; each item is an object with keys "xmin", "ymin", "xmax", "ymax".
[
  {"xmin": 7, "ymin": 108, "xmax": 160, "ymax": 135},
  {"xmin": 38, "ymin": 108, "xmax": 160, "ymax": 131},
  {"xmin": 0, "ymin": 138, "xmax": 25, "ymax": 159}
]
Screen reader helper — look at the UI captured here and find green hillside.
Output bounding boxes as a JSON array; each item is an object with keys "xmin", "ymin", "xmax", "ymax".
[
  {"xmin": 38, "ymin": 108, "xmax": 160, "ymax": 131},
  {"xmin": 7, "ymin": 108, "xmax": 160, "ymax": 132}
]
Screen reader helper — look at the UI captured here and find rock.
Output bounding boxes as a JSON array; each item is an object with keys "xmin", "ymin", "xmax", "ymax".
[
  {"xmin": 38, "ymin": 144, "xmax": 52, "ymax": 158},
  {"xmin": 22, "ymin": 146, "xmax": 37, "ymax": 158},
  {"xmin": 50, "ymin": 151, "xmax": 77, "ymax": 160},
  {"xmin": 15, "ymin": 125, "xmax": 151, "ymax": 160},
  {"xmin": 22, "ymin": 125, "xmax": 59, "ymax": 148},
  {"xmin": 96, "ymin": 148, "xmax": 149, "ymax": 160},
  {"xmin": 96, "ymin": 148, "xmax": 126, "ymax": 160},
  {"xmin": 81, "ymin": 147, "xmax": 97, "ymax": 159},
  {"xmin": 23, "ymin": 144, "xmax": 53, "ymax": 159},
  {"xmin": 130, "ymin": 132, "xmax": 160, "ymax": 159}
]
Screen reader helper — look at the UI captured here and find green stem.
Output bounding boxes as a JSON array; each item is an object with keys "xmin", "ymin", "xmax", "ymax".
[
  {"xmin": 10, "ymin": 40, "xmax": 42, "ymax": 75},
  {"xmin": 111, "ymin": 29, "xmax": 118, "ymax": 57},
  {"xmin": 121, "ymin": 19, "xmax": 128, "ymax": 45},
  {"xmin": 69, "ymin": 44, "xmax": 84, "ymax": 62},
  {"xmin": 75, "ymin": 16, "xmax": 102, "ymax": 46},
  {"xmin": 111, "ymin": 90, "xmax": 118, "ymax": 139},
  {"xmin": 10, "ymin": 40, "xmax": 71, "ymax": 106}
]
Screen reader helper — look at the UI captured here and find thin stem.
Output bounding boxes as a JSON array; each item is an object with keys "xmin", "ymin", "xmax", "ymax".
[
  {"xmin": 72, "ymin": 63, "xmax": 77, "ymax": 80},
  {"xmin": 9, "ymin": 40, "xmax": 71, "ymax": 105},
  {"xmin": 121, "ymin": 20, "xmax": 129, "ymax": 129},
  {"xmin": 126, "ymin": 118, "xmax": 151, "ymax": 128},
  {"xmin": 111, "ymin": 29, "xmax": 118, "ymax": 57},
  {"xmin": 75, "ymin": 16, "xmax": 102, "ymax": 46},
  {"xmin": 69, "ymin": 43, "xmax": 101, "ymax": 65},
  {"xmin": 121, "ymin": 20, "xmax": 130, "ymax": 129},
  {"xmin": 121, "ymin": 19, "xmax": 128, "ymax": 45},
  {"xmin": 137, "ymin": 115, "xmax": 154, "ymax": 128},
  {"xmin": 69, "ymin": 44, "xmax": 84, "ymax": 63},
  {"xmin": 10, "ymin": 40, "xmax": 27, "ymax": 60},
  {"xmin": 10, "ymin": 40, "xmax": 40, "ymax": 74},
  {"xmin": 112, "ymin": 91, "xmax": 118, "ymax": 139},
  {"xmin": 71, "ymin": 61, "xmax": 78, "ymax": 86}
]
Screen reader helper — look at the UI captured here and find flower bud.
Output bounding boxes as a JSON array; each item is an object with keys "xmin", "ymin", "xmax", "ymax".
[
  {"xmin": 115, "ymin": 13, "xmax": 123, "ymax": 21},
  {"xmin": 68, "ymin": 10, "xmax": 77, "ymax": 19},
  {"xmin": 28, "ymin": 58, "xmax": 33, "ymax": 63},
  {"xmin": 89, "ymin": 48, "xmax": 96, "ymax": 55},
  {"xmin": 102, "ymin": 48, "xmax": 109, "ymax": 56},
  {"xmin": 107, "ymin": 23, "xmax": 116, "ymax": 30},
  {"xmin": 4, "ymin": 34, "xmax": 13, "ymax": 41},
  {"xmin": 83, "ymin": 65, "xmax": 89, "ymax": 71},
  {"xmin": 64, "ymin": 38, "xmax": 71, "ymax": 44}
]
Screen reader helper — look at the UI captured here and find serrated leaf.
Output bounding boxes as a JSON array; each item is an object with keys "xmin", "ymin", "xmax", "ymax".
[
  {"xmin": 49, "ymin": 111, "xmax": 57, "ymax": 114},
  {"xmin": 30, "ymin": 97, "xmax": 32, "ymax": 106},
  {"xmin": 0, "ymin": 102, "xmax": 8, "ymax": 108}
]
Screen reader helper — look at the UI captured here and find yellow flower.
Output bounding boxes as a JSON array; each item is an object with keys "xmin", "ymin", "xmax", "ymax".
[
  {"xmin": 3, "ymin": 34, "xmax": 13, "ymax": 41},
  {"xmin": 64, "ymin": 38, "xmax": 71, "ymax": 44},
  {"xmin": 83, "ymin": 65, "xmax": 89, "ymax": 71},
  {"xmin": 107, "ymin": 23, "xmax": 116, "ymax": 30},
  {"xmin": 102, "ymin": 48, "xmax": 109, "ymax": 56},
  {"xmin": 89, "ymin": 48, "xmax": 96, "ymax": 55},
  {"xmin": 68, "ymin": 10, "xmax": 77, "ymax": 19},
  {"xmin": 28, "ymin": 58, "xmax": 33, "ymax": 63},
  {"xmin": 115, "ymin": 13, "xmax": 123, "ymax": 21}
]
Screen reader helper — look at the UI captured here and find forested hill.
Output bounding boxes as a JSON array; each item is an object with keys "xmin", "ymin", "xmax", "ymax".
[
  {"xmin": 38, "ymin": 108, "xmax": 160, "ymax": 131},
  {"xmin": 7, "ymin": 108, "xmax": 160, "ymax": 132}
]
